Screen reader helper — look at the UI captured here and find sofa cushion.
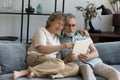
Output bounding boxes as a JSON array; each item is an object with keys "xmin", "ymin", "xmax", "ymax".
[
  {"xmin": 95, "ymin": 41, "xmax": 120, "ymax": 65},
  {"xmin": 0, "ymin": 73, "xmax": 105, "ymax": 80},
  {"xmin": 0, "ymin": 42, "xmax": 27, "ymax": 74}
]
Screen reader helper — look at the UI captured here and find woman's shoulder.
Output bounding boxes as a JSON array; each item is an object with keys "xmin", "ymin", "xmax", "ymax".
[
  {"xmin": 35, "ymin": 27, "xmax": 47, "ymax": 33},
  {"xmin": 37, "ymin": 27, "xmax": 46, "ymax": 31},
  {"xmin": 32, "ymin": 27, "xmax": 47, "ymax": 38}
]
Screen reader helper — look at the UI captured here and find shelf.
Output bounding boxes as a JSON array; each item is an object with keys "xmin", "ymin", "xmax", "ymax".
[
  {"xmin": 28, "ymin": 13, "xmax": 50, "ymax": 15},
  {"xmin": 0, "ymin": 12, "xmax": 50, "ymax": 15},
  {"xmin": 0, "ymin": 36, "xmax": 18, "ymax": 41},
  {"xmin": 0, "ymin": 12, "xmax": 23, "ymax": 15},
  {"xmin": 0, "ymin": 0, "xmax": 65, "ymax": 43}
]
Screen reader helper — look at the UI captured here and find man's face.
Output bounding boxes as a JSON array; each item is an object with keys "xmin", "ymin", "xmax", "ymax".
[{"xmin": 63, "ymin": 18, "xmax": 76, "ymax": 36}]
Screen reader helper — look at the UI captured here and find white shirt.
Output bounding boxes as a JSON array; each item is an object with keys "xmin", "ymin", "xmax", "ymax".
[{"xmin": 28, "ymin": 27, "xmax": 60, "ymax": 58}]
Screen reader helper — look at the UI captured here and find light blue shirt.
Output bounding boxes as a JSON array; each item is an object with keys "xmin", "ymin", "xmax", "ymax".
[{"xmin": 60, "ymin": 32, "xmax": 102, "ymax": 68}]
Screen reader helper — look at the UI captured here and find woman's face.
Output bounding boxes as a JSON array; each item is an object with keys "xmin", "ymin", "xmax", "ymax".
[{"xmin": 49, "ymin": 20, "xmax": 64, "ymax": 34}]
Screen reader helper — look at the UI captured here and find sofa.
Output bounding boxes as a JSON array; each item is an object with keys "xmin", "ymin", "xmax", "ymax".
[{"xmin": 0, "ymin": 41, "xmax": 120, "ymax": 80}]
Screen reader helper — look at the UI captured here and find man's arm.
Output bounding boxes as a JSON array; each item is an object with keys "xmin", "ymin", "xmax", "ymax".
[
  {"xmin": 77, "ymin": 29, "xmax": 90, "ymax": 37},
  {"xmin": 78, "ymin": 44, "xmax": 99, "ymax": 62}
]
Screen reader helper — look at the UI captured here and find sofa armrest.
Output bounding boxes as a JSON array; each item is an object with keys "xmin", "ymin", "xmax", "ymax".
[{"xmin": 95, "ymin": 41, "xmax": 120, "ymax": 65}]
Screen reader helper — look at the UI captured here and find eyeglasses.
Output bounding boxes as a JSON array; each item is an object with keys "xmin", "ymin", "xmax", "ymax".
[{"xmin": 65, "ymin": 24, "xmax": 76, "ymax": 27}]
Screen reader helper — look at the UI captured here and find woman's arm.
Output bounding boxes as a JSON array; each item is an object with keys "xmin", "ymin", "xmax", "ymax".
[{"xmin": 36, "ymin": 43, "xmax": 73, "ymax": 54}]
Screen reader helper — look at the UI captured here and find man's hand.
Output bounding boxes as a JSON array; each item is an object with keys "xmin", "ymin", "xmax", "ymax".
[
  {"xmin": 64, "ymin": 52, "xmax": 75, "ymax": 63},
  {"xmin": 78, "ymin": 53, "xmax": 90, "ymax": 62},
  {"xmin": 78, "ymin": 29, "xmax": 89, "ymax": 37}
]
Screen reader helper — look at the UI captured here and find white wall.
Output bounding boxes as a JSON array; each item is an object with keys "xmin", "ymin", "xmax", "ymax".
[{"xmin": 0, "ymin": 0, "xmax": 114, "ymax": 42}]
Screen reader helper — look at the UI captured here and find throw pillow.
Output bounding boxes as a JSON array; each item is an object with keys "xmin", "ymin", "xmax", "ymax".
[{"xmin": 0, "ymin": 42, "xmax": 27, "ymax": 74}]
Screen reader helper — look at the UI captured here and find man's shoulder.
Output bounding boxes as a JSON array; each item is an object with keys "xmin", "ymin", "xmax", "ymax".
[
  {"xmin": 75, "ymin": 32, "xmax": 85, "ymax": 37},
  {"xmin": 74, "ymin": 32, "xmax": 87, "ymax": 39}
]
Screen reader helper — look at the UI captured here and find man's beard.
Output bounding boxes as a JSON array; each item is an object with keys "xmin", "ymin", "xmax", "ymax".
[{"xmin": 65, "ymin": 31, "xmax": 75, "ymax": 37}]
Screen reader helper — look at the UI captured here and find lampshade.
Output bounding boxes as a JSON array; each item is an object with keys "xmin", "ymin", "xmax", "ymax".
[{"xmin": 97, "ymin": 5, "xmax": 112, "ymax": 15}]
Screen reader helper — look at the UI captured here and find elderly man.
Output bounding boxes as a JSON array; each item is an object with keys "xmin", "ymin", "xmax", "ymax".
[{"xmin": 51, "ymin": 13, "xmax": 120, "ymax": 80}]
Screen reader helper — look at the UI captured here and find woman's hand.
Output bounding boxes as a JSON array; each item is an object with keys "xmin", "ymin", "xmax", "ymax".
[{"xmin": 62, "ymin": 43, "xmax": 73, "ymax": 49}]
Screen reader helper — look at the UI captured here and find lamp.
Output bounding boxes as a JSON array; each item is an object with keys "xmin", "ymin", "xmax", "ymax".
[
  {"xmin": 88, "ymin": 5, "xmax": 112, "ymax": 33},
  {"xmin": 97, "ymin": 5, "xmax": 120, "ymax": 34},
  {"xmin": 97, "ymin": 5, "xmax": 112, "ymax": 15},
  {"xmin": 89, "ymin": 5, "xmax": 112, "ymax": 33}
]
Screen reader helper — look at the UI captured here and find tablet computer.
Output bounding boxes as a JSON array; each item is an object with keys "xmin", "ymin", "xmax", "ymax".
[{"xmin": 72, "ymin": 39, "xmax": 90, "ymax": 59}]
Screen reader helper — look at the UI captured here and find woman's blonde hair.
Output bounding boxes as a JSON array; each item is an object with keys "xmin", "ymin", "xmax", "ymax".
[{"xmin": 45, "ymin": 11, "xmax": 66, "ymax": 28}]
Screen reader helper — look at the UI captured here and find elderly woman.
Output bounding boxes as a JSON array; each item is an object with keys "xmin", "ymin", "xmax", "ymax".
[{"xmin": 13, "ymin": 11, "xmax": 79, "ymax": 79}]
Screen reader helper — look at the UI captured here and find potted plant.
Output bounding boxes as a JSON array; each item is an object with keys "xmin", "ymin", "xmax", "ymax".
[
  {"xmin": 108, "ymin": 0, "xmax": 120, "ymax": 33},
  {"xmin": 76, "ymin": 3, "xmax": 101, "ymax": 33},
  {"xmin": 108, "ymin": 0, "xmax": 120, "ymax": 14}
]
